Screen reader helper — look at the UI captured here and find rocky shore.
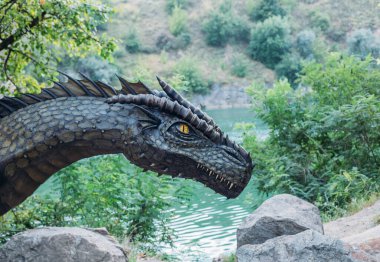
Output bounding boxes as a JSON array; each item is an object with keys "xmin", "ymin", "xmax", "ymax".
[
  {"xmin": 1, "ymin": 194, "xmax": 379, "ymax": 261},
  {"xmin": 235, "ymin": 194, "xmax": 379, "ymax": 262}
]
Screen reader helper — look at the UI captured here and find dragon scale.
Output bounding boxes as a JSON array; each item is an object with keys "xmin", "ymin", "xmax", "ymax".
[{"xmin": 0, "ymin": 75, "xmax": 253, "ymax": 215}]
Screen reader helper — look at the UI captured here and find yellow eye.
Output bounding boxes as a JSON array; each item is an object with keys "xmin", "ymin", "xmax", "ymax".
[{"xmin": 178, "ymin": 123, "xmax": 190, "ymax": 134}]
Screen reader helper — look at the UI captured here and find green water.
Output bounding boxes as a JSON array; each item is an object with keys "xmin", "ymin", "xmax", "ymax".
[{"xmin": 164, "ymin": 108, "xmax": 268, "ymax": 261}]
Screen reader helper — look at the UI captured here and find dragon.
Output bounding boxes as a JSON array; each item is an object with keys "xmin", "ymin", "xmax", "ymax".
[{"xmin": 0, "ymin": 74, "xmax": 253, "ymax": 215}]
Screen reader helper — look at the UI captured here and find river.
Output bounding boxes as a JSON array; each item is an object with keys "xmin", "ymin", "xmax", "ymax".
[{"xmin": 164, "ymin": 108, "xmax": 269, "ymax": 261}]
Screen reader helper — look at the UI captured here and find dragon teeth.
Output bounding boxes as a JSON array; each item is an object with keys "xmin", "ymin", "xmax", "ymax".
[
  {"xmin": 209, "ymin": 170, "xmax": 213, "ymax": 176},
  {"xmin": 229, "ymin": 183, "xmax": 234, "ymax": 189}
]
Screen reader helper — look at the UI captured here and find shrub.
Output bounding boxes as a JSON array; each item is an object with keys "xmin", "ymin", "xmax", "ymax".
[
  {"xmin": 125, "ymin": 30, "xmax": 140, "ymax": 53},
  {"xmin": 231, "ymin": 54, "xmax": 249, "ymax": 78},
  {"xmin": 202, "ymin": 2, "xmax": 250, "ymax": 47},
  {"xmin": 248, "ymin": 16, "xmax": 291, "ymax": 69},
  {"xmin": 165, "ymin": 0, "xmax": 189, "ymax": 14},
  {"xmin": 156, "ymin": 32, "xmax": 191, "ymax": 51},
  {"xmin": 169, "ymin": 5, "xmax": 187, "ymax": 36},
  {"xmin": 202, "ymin": 11, "xmax": 230, "ymax": 47},
  {"xmin": 308, "ymin": 11, "xmax": 330, "ymax": 32},
  {"xmin": 347, "ymin": 28, "xmax": 380, "ymax": 59},
  {"xmin": 228, "ymin": 17, "xmax": 250, "ymax": 43},
  {"xmin": 76, "ymin": 56, "xmax": 118, "ymax": 84},
  {"xmin": 174, "ymin": 58, "xmax": 209, "ymax": 94},
  {"xmin": 244, "ymin": 54, "xmax": 380, "ymax": 217},
  {"xmin": 0, "ymin": 155, "xmax": 192, "ymax": 247},
  {"xmin": 248, "ymin": 0, "xmax": 286, "ymax": 22},
  {"xmin": 296, "ymin": 30, "xmax": 316, "ymax": 59},
  {"xmin": 59, "ymin": 55, "xmax": 118, "ymax": 84},
  {"xmin": 327, "ymin": 27, "xmax": 347, "ymax": 42},
  {"xmin": 274, "ymin": 53, "xmax": 302, "ymax": 87}
]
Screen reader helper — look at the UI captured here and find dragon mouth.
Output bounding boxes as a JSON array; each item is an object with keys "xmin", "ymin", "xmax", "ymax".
[{"xmin": 196, "ymin": 163, "xmax": 237, "ymax": 191}]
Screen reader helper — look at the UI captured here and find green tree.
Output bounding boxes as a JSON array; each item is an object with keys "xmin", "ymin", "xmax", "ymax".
[
  {"xmin": 248, "ymin": 0, "xmax": 286, "ymax": 22},
  {"xmin": 248, "ymin": 16, "xmax": 291, "ymax": 69},
  {"xmin": 202, "ymin": 1, "xmax": 249, "ymax": 47},
  {"xmin": 202, "ymin": 11, "xmax": 230, "ymax": 47},
  {"xmin": 0, "ymin": 155, "xmax": 192, "ymax": 249},
  {"xmin": 169, "ymin": 5, "xmax": 188, "ymax": 36},
  {"xmin": 274, "ymin": 53, "xmax": 302, "ymax": 87},
  {"xmin": 244, "ymin": 54, "xmax": 380, "ymax": 218},
  {"xmin": 125, "ymin": 29, "xmax": 140, "ymax": 53},
  {"xmin": 0, "ymin": 0, "xmax": 116, "ymax": 95},
  {"xmin": 347, "ymin": 28, "xmax": 380, "ymax": 59},
  {"xmin": 296, "ymin": 30, "xmax": 316, "ymax": 59},
  {"xmin": 174, "ymin": 57, "xmax": 209, "ymax": 94},
  {"xmin": 165, "ymin": 0, "xmax": 188, "ymax": 14}
]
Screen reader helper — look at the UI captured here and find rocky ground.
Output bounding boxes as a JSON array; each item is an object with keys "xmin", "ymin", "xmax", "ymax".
[
  {"xmin": 324, "ymin": 199, "xmax": 380, "ymax": 239},
  {"xmin": 1, "ymin": 197, "xmax": 379, "ymax": 261}
]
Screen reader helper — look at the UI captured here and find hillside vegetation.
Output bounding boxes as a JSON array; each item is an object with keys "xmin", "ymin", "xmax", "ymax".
[{"xmin": 99, "ymin": 0, "xmax": 380, "ymax": 91}]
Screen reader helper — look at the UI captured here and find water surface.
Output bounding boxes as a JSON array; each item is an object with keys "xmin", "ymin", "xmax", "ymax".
[{"xmin": 164, "ymin": 108, "xmax": 268, "ymax": 261}]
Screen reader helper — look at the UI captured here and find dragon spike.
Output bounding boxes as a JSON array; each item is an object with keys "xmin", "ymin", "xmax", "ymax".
[
  {"xmin": 156, "ymin": 76, "xmax": 218, "ymax": 128},
  {"xmin": 117, "ymin": 75, "xmax": 137, "ymax": 95}
]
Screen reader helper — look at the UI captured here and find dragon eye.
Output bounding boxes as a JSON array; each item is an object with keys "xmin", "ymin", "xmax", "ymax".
[{"xmin": 178, "ymin": 123, "xmax": 190, "ymax": 134}]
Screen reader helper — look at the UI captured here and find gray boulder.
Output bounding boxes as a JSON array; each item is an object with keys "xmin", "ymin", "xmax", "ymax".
[
  {"xmin": 236, "ymin": 229, "xmax": 355, "ymax": 262},
  {"xmin": 237, "ymin": 194, "xmax": 323, "ymax": 248},
  {"xmin": 0, "ymin": 227, "xmax": 127, "ymax": 262}
]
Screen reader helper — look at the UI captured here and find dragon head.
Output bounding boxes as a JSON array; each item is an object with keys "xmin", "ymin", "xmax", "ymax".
[{"xmin": 108, "ymin": 77, "xmax": 253, "ymax": 198}]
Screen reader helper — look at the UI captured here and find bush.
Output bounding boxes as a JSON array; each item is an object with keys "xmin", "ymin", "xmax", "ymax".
[
  {"xmin": 248, "ymin": 0, "xmax": 286, "ymax": 22},
  {"xmin": 231, "ymin": 54, "xmax": 249, "ymax": 78},
  {"xmin": 228, "ymin": 17, "xmax": 250, "ymax": 43},
  {"xmin": 327, "ymin": 27, "xmax": 347, "ymax": 42},
  {"xmin": 125, "ymin": 30, "xmax": 140, "ymax": 53},
  {"xmin": 308, "ymin": 11, "xmax": 330, "ymax": 32},
  {"xmin": 296, "ymin": 30, "xmax": 316, "ymax": 59},
  {"xmin": 202, "ymin": 2, "xmax": 250, "ymax": 47},
  {"xmin": 165, "ymin": 0, "xmax": 189, "ymax": 14},
  {"xmin": 76, "ymin": 56, "xmax": 118, "ymax": 84},
  {"xmin": 156, "ymin": 32, "xmax": 191, "ymax": 51},
  {"xmin": 174, "ymin": 58, "xmax": 209, "ymax": 94},
  {"xmin": 248, "ymin": 16, "xmax": 291, "ymax": 69},
  {"xmin": 202, "ymin": 11, "xmax": 230, "ymax": 47},
  {"xmin": 347, "ymin": 28, "xmax": 380, "ymax": 59},
  {"xmin": 59, "ymin": 55, "xmax": 118, "ymax": 84},
  {"xmin": 169, "ymin": 5, "xmax": 187, "ymax": 36},
  {"xmin": 244, "ymin": 54, "xmax": 380, "ymax": 217},
  {"xmin": 0, "ymin": 155, "xmax": 192, "ymax": 247},
  {"xmin": 274, "ymin": 53, "xmax": 302, "ymax": 87}
]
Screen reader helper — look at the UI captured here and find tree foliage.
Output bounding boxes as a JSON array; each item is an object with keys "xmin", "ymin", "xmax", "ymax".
[
  {"xmin": 0, "ymin": 0, "xmax": 116, "ymax": 95},
  {"xmin": 244, "ymin": 54, "xmax": 380, "ymax": 218},
  {"xmin": 248, "ymin": 16, "xmax": 291, "ymax": 69},
  {"xmin": 296, "ymin": 30, "xmax": 316, "ymax": 59},
  {"xmin": 0, "ymin": 155, "xmax": 192, "ymax": 249},
  {"xmin": 202, "ymin": 2, "xmax": 249, "ymax": 47},
  {"xmin": 247, "ymin": 0, "xmax": 286, "ymax": 22},
  {"xmin": 169, "ymin": 5, "xmax": 188, "ymax": 37},
  {"xmin": 174, "ymin": 57, "xmax": 209, "ymax": 94},
  {"xmin": 347, "ymin": 28, "xmax": 380, "ymax": 59}
]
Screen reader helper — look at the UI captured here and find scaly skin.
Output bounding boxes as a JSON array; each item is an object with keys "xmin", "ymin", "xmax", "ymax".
[{"xmin": 0, "ymin": 75, "xmax": 253, "ymax": 215}]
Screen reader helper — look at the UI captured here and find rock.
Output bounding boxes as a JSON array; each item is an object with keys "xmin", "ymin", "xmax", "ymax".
[
  {"xmin": 237, "ymin": 194, "xmax": 323, "ymax": 248},
  {"xmin": 342, "ymin": 225, "xmax": 380, "ymax": 261},
  {"xmin": 236, "ymin": 229, "xmax": 356, "ymax": 262},
  {"xmin": 0, "ymin": 227, "xmax": 127, "ymax": 262},
  {"xmin": 324, "ymin": 200, "xmax": 380, "ymax": 239}
]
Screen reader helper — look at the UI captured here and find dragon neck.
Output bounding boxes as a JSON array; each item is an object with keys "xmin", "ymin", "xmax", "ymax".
[{"xmin": 0, "ymin": 97, "xmax": 138, "ymax": 215}]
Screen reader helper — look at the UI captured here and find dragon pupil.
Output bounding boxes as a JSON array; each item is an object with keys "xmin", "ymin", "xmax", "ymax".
[{"xmin": 180, "ymin": 124, "xmax": 189, "ymax": 134}]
